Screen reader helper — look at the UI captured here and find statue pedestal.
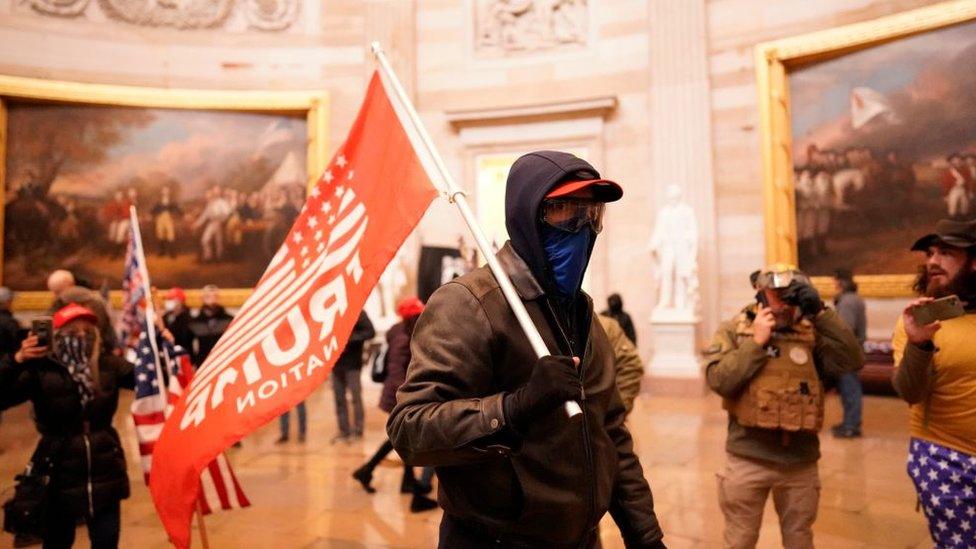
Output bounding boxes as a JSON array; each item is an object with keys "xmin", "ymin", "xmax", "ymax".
[{"xmin": 646, "ymin": 312, "xmax": 705, "ymax": 396}]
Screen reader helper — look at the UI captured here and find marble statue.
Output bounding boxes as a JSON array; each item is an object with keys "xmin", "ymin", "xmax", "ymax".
[{"xmin": 648, "ymin": 184, "xmax": 699, "ymax": 319}]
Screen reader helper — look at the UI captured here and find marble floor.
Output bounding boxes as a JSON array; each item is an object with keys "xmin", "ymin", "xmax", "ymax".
[{"xmin": 0, "ymin": 380, "xmax": 932, "ymax": 548}]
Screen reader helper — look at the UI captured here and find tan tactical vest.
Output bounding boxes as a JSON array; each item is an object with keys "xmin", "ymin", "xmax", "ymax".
[{"xmin": 723, "ymin": 314, "xmax": 824, "ymax": 432}]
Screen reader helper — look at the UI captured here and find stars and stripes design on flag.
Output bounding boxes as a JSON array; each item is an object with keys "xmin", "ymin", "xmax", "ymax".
[
  {"xmin": 122, "ymin": 207, "xmax": 250, "ymax": 514},
  {"xmin": 120, "ymin": 223, "xmax": 147, "ymax": 349},
  {"xmin": 907, "ymin": 438, "xmax": 976, "ymax": 547}
]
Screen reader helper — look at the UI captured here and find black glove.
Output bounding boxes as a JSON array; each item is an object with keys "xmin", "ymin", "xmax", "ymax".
[
  {"xmin": 782, "ymin": 280, "xmax": 823, "ymax": 317},
  {"xmin": 504, "ymin": 355, "xmax": 581, "ymax": 432}
]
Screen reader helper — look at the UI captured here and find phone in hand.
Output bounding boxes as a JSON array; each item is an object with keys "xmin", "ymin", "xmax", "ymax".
[
  {"xmin": 31, "ymin": 317, "xmax": 53, "ymax": 347},
  {"xmin": 756, "ymin": 290, "xmax": 769, "ymax": 309},
  {"xmin": 910, "ymin": 295, "xmax": 965, "ymax": 325}
]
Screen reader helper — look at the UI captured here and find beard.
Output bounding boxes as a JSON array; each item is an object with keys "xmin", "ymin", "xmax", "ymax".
[{"xmin": 914, "ymin": 264, "xmax": 976, "ymax": 309}]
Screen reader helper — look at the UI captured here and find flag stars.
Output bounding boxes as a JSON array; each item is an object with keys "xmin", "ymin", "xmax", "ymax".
[
  {"xmin": 912, "ymin": 467, "xmax": 921, "ymax": 477},
  {"xmin": 938, "ymin": 460, "xmax": 949, "ymax": 470},
  {"xmin": 931, "ymin": 495, "xmax": 941, "ymax": 507},
  {"xmin": 328, "ymin": 214, "xmax": 336, "ymax": 225},
  {"xmin": 336, "ymin": 186, "xmax": 345, "ymax": 197},
  {"xmin": 302, "ymin": 258, "xmax": 311, "ymax": 269},
  {"xmin": 930, "ymin": 445, "xmax": 939, "ymax": 455},
  {"xmin": 292, "ymin": 232, "xmax": 303, "ymax": 244},
  {"xmin": 316, "ymin": 242, "xmax": 325, "ymax": 254},
  {"xmin": 962, "ymin": 521, "xmax": 972, "ymax": 532},
  {"xmin": 951, "ymin": 472, "xmax": 962, "ymax": 483},
  {"xmin": 967, "ymin": 506, "xmax": 976, "ymax": 517},
  {"xmin": 323, "ymin": 170, "xmax": 334, "ymax": 183},
  {"xmin": 308, "ymin": 216, "xmax": 318, "ymax": 229},
  {"xmin": 947, "ymin": 509, "xmax": 957, "ymax": 520},
  {"xmin": 929, "ymin": 469, "xmax": 939, "ymax": 481},
  {"xmin": 939, "ymin": 483, "xmax": 951, "ymax": 494},
  {"xmin": 321, "ymin": 201, "xmax": 332, "ymax": 214},
  {"xmin": 336, "ymin": 154, "xmax": 347, "ymax": 168},
  {"xmin": 300, "ymin": 246, "xmax": 309, "ymax": 257},
  {"xmin": 314, "ymin": 230, "xmax": 323, "ymax": 241},
  {"xmin": 920, "ymin": 481, "xmax": 929, "ymax": 491},
  {"xmin": 310, "ymin": 186, "xmax": 321, "ymax": 198},
  {"xmin": 937, "ymin": 520, "xmax": 948, "ymax": 532},
  {"xmin": 347, "ymin": 170, "xmax": 355, "ymax": 180},
  {"xmin": 952, "ymin": 534, "xmax": 963, "ymax": 545},
  {"xmin": 965, "ymin": 486, "xmax": 975, "ymax": 498},
  {"xmin": 950, "ymin": 451, "xmax": 960, "ymax": 462},
  {"xmin": 137, "ymin": 373, "xmax": 148, "ymax": 382},
  {"xmin": 920, "ymin": 456, "xmax": 930, "ymax": 466}
]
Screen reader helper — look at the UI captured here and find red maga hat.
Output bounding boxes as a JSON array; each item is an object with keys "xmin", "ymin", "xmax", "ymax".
[
  {"xmin": 165, "ymin": 287, "xmax": 187, "ymax": 302},
  {"xmin": 53, "ymin": 303, "xmax": 98, "ymax": 329},
  {"xmin": 396, "ymin": 297, "xmax": 425, "ymax": 319}
]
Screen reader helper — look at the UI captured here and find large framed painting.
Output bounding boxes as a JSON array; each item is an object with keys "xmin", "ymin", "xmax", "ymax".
[
  {"xmin": 755, "ymin": 0, "xmax": 976, "ymax": 297},
  {"xmin": 0, "ymin": 75, "xmax": 329, "ymax": 309}
]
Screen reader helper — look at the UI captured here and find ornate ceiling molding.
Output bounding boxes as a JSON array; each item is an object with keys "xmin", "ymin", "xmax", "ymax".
[{"xmin": 29, "ymin": 0, "xmax": 299, "ymax": 31}]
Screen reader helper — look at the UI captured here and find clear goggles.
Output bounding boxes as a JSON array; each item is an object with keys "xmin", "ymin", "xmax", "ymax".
[
  {"xmin": 540, "ymin": 199, "xmax": 605, "ymax": 234},
  {"xmin": 755, "ymin": 269, "xmax": 809, "ymax": 290}
]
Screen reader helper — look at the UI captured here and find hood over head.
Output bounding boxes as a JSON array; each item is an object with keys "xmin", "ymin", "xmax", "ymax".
[{"xmin": 504, "ymin": 151, "xmax": 619, "ymax": 295}]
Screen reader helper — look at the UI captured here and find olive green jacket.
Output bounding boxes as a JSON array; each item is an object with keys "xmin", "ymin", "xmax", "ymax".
[
  {"xmin": 597, "ymin": 315, "xmax": 644, "ymax": 417},
  {"xmin": 703, "ymin": 306, "xmax": 862, "ymax": 464}
]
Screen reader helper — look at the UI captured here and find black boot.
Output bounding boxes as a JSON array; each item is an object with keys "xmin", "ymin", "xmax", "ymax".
[
  {"xmin": 410, "ymin": 495, "xmax": 439, "ymax": 513},
  {"xmin": 352, "ymin": 466, "xmax": 376, "ymax": 494}
]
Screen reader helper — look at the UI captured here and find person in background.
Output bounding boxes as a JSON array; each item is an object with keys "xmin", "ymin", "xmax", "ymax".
[
  {"xmin": 161, "ymin": 287, "xmax": 194, "ymax": 353},
  {"xmin": 352, "ymin": 297, "xmax": 438, "ymax": 512},
  {"xmin": 704, "ymin": 265, "xmax": 862, "ymax": 549},
  {"xmin": 0, "ymin": 287, "xmax": 24, "ymax": 362},
  {"xmin": 597, "ymin": 314, "xmax": 644, "ymax": 418},
  {"xmin": 277, "ymin": 401, "xmax": 307, "ymax": 444},
  {"xmin": 602, "ymin": 292, "xmax": 637, "ymax": 345},
  {"xmin": 188, "ymin": 284, "xmax": 233, "ymax": 368},
  {"xmin": 47, "ymin": 270, "xmax": 118, "ymax": 354},
  {"xmin": 330, "ymin": 310, "xmax": 375, "ymax": 443},
  {"xmin": 892, "ymin": 219, "xmax": 976, "ymax": 549},
  {"xmin": 1, "ymin": 304, "xmax": 135, "ymax": 548},
  {"xmin": 832, "ymin": 269, "xmax": 866, "ymax": 438}
]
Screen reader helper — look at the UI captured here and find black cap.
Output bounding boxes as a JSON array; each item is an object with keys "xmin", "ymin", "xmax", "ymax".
[{"xmin": 911, "ymin": 219, "xmax": 976, "ymax": 251}]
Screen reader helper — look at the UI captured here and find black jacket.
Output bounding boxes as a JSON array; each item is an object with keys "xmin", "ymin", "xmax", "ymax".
[
  {"xmin": 188, "ymin": 306, "xmax": 233, "ymax": 367},
  {"xmin": 0, "ymin": 354, "xmax": 135, "ymax": 518},
  {"xmin": 389, "ymin": 151, "xmax": 663, "ymax": 548},
  {"xmin": 333, "ymin": 311, "xmax": 375, "ymax": 374},
  {"xmin": 0, "ymin": 309, "xmax": 24, "ymax": 360},
  {"xmin": 164, "ymin": 307, "xmax": 194, "ymax": 354}
]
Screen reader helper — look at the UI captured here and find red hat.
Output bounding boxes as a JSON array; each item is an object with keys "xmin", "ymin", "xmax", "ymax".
[
  {"xmin": 545, "ymin": 178, "xmax": 623, "ymax": 202},
  {"xmin": 53, "ymin": 303, "xmax": 98, "ymax": 329},
  {"xmin": 165, "ymin": 287, "xmax": 187, "ymax": 302},
  {"xmin": 396, "ymin": 297, "xmax": 425, "ymax": 319}
]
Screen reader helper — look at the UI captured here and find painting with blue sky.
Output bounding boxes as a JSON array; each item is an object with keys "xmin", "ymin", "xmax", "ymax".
[
  {"xmin": 3, "ymin": 104, "xmax": 307, "ymax": 290},
  {"xmin": 788, "ymin": 20, "xmax": 976, "ymax": 276}
]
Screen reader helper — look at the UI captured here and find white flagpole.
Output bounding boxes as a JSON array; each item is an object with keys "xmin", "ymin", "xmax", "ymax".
[
  {"xmin": 129, "ymin": 206, "xmax": 169, "ymax": 408},
  {"xmin": 370, "ymin": 42, "xmax": 582, "ymax": 419}
]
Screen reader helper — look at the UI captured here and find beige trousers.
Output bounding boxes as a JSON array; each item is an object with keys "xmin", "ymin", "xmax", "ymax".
[{"xmin": 716, "ymin": 452, "xmax": 820, "ymax": 549}]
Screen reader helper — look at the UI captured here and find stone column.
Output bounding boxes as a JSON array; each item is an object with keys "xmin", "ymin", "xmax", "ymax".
[
  {"xmin": 364, "ymin": 0, "xmax": 417, "ymax": 99},
  {"xmin": 646, "ymin": 0, "xmax": 717, "ymax": 388}
]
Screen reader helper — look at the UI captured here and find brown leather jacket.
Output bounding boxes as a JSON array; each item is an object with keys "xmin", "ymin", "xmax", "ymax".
[{"xmin": 387, "ymin": 244, "xmax": 663, "ymax": 548}]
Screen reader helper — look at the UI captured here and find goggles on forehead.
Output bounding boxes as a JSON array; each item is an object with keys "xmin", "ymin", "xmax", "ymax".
[
  {"xmin": 540, "ymin": 199, "xmax": 605, "ymax": 234},
  {"xmin": 754, "ymin": 267, "xmax": 809, "ymax": 290}
]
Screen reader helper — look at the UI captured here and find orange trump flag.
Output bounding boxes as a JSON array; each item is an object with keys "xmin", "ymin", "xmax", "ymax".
[{"xmin": 149, "ymin": 71, "xmax": 439, "ymax": 547}]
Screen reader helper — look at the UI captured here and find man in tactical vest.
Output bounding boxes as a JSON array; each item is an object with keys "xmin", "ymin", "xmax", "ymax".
[{"xmin": 704, "ymin": 265, "xmax": 862, "ymax": 549}]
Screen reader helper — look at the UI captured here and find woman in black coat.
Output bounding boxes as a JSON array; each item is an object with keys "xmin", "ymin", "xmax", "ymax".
[{"xmin": 1, "ymin": 304, "xmax": 134, "ymax": 548}]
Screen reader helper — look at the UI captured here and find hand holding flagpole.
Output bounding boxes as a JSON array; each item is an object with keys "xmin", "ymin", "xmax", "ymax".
[{"xmin": 370, "ymin": 42, "xmax": 582, "ymax": 419}]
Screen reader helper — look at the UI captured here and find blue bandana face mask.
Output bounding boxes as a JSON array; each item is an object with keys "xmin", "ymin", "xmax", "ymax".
[{"xmin": 541, "ymin": 224, "xmax": 593, "ymax": 296}]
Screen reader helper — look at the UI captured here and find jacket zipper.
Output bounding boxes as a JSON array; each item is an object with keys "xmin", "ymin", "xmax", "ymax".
[
  {"xmin": 83, "ymin": 433, "xmax": 94, "ymax": 517},
  {"xmin": 544, "ymin": 300, "xmax": 598, "ymax": 538}
]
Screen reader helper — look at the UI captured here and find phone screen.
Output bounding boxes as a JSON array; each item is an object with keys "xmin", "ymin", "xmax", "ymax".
[{"xmin": 32, "ymin": 318, "xmax": 52, "ymax": 347}]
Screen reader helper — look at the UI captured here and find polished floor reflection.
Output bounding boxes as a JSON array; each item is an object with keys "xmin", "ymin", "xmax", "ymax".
[{"xmin": 0, "ymin": 381, "xmax": 931, "ymax": 548}]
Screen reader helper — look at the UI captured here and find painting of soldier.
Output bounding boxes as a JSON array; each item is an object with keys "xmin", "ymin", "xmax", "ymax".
[
  {"xmin": 2, "ymin": 104, "xmax": 307, "ymax": 290},
  {"xmin": 789, "ymin": 20, "xmax": 976, "ymax": 275}
]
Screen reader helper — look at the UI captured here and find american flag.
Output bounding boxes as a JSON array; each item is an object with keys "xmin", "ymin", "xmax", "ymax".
[{"xmin": 124, "ymin": 208, "xmax": 250, "ymax": 512}]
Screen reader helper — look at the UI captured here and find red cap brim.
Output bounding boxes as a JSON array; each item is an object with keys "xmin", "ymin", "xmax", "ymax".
[{"xmin": 545, "ymin": 179, "xmax": 623, "ymax": 202}]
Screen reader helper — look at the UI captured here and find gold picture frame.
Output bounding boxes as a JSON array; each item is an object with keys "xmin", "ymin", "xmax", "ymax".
[
  {"xmin": 0, "ymin": 75, "xmax": 329, "ymax": 311},
  {"xmin": 754, "ymin": 0, "xmax": 976, "ymax": 298}
]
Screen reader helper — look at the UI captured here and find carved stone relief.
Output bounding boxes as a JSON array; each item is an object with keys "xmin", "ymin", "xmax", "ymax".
[
  {"xmin": 28, "ymin": 0, "xmax": 299, "ymax": 31},
  {"xmin": 475, "ymin": 0, "xmax": 588, "ymax": 55}
]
